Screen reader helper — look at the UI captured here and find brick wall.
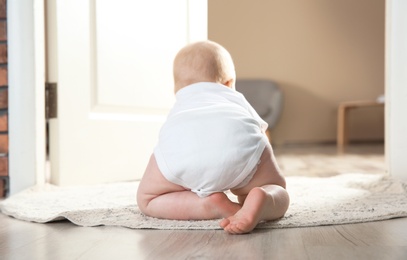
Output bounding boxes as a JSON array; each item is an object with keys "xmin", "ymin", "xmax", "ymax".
[{"xmin": 0, "ymin": 0, "xmax": 7, "ymax": 198}]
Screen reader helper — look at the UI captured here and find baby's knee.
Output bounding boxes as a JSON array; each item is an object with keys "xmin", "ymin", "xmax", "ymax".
[{"xmin": 136, "ymin": 188, "xmax": 152, "ymax": 214}]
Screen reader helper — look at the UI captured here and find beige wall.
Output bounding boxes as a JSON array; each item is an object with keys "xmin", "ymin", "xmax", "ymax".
[{"xmin": 209, "ymin": 0, "xmax": 385, "ymax": 145}]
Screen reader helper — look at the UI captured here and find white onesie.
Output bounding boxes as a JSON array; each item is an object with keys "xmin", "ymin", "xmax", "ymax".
[{"xmin": 154, "ymin": 82, "xmax": 269, "ymax": 197}]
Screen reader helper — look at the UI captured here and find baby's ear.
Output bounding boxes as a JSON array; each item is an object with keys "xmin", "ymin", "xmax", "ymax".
[{"xmin": 223, "ymin": 79, "xmax": 235, "ymax": 89}]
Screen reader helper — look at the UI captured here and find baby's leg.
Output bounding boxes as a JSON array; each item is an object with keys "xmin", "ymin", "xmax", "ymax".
[
  {"xmin": 220, "ymin": 184, "xmax": 288, "ymax": 234},
  {"xmin": 137, "ymin": 155, "xmax": 241, "ymax": 220},
  {"xmin": 220, "ymin": 145, "xmax": 290, "ymax": 234}
]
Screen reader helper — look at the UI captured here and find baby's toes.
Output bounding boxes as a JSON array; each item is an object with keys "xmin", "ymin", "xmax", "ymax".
[{"xmin": 219, "ymin": 218, "xmax": 230, "ymax": 228}]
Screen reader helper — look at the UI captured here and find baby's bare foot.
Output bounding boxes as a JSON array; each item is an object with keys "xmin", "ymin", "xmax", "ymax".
[
  {"xmin": 207, "ymin": 192, "xmax": 241, "ymax": 218},
  {"xmin": 219, "ymin": 187, "xmax": 267, "ymax": 234}
]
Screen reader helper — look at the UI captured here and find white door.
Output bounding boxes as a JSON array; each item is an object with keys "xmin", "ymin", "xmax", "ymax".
[{"xmin": 46, "ymin": 0, "xmax": 207, "ymax": 185}]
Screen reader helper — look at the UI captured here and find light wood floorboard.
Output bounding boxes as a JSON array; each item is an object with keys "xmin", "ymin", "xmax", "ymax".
[
  {"xmin": 1, "ymin": 214, "xmax": 406, "ymax": 260},
  {"xmin": 1, "ymin": 143, "xmax": 406, "ymax": 260}
]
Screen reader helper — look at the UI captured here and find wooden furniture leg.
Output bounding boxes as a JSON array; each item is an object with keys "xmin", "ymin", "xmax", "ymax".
[
  {"xmin": 337, "ymin": 104, "xmax": 348, "ymax": 151},
  {"xmin": 336, "ymin": 100, "xmax": 384, "ymax": 152}
]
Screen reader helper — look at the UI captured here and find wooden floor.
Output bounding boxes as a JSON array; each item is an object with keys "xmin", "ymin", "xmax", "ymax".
[{"xmin": 1, "ymin": 143, "xmax": 407, "ymax": 260}]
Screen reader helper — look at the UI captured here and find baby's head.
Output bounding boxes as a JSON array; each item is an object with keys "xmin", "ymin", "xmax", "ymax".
[{"xmin": 173, "ymin": 40, "xmax": 236, "ymax": 93}]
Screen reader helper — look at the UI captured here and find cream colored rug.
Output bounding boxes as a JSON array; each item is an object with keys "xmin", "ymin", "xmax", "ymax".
[{"xmin": 1, "ymin": 173, "xmax": 406, "ymax": 230}]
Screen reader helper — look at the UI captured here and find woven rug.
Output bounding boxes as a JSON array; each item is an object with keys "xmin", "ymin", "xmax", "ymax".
[{"xmin": 1, "ymin": 173, "xmax": 406, "ymax": 230}]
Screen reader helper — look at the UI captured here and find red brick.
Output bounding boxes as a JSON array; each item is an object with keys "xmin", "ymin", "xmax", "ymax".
[
  {"xmin": 0, "ymin": 21, "xmax": 6, "ymax": 41},
  {"xmin": 0, "ymin": 156, "xmax": 7, "ymax": 176},
  {"xmin": 0, "ymin": 44, "xmax": 7, "ymax": 63},
  {"xmin": 0, "ymin": 179, "xmax": 4, "ymax": 197},
  {"xmin": 0, "ymin": 0, "xmax": 6, "ymax": 19},
  {"xmin": 0, "ymin": 134, "xmax": 7, "ymax": 153},
  {"xmin": 0, "ymin": 113, "xmax": 6, "ymax": 131},
  {"xmin": 0, "ymin": 68, "xmax": 6, "ymax": 87},
  {"xmin": 0, "ymin": 88, "xmax": 7, "ymax": 108}
]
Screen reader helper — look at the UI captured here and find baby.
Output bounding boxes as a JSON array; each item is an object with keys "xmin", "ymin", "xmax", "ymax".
[{"xmin": 137, "ymin": 40, "xmax": 289, "ymax": 234}]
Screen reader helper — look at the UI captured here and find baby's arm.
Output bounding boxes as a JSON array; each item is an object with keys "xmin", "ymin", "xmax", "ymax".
[
  {"xmin": 260, "ymin": 183, "xmax": 290, "ymax": 220},
  {"xmin": 223, "ymin": 145, "xmax": 289, "ymax": 234},
  {"xmin": 257, "ymin": 145, "xmax": 290, "ymax": 220},
  {"xmin": 221, "ymin": 182, "xmax": 289, "ymax": 234}
]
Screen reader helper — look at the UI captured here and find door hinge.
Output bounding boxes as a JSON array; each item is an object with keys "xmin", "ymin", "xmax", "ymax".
[{"xmin": 45, "ymin": 82, "xmax": 58, "ymax": 119}]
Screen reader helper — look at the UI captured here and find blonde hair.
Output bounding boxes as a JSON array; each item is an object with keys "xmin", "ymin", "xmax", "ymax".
[{"xmin": 173, "ymin": 41, "xmax": 236, "ymax": 92}]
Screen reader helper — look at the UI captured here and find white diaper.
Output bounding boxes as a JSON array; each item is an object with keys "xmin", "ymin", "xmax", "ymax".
[{"xmin": 154, "ymin": 82, "xmax": 268, "ymax": 197}]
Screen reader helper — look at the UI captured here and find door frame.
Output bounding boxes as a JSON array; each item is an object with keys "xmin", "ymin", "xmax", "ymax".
[
  {"xmin": 8, "ymin": 0, "xmax": 46, "ymax": 195},
  {"xmin": 7, "ymin": 0, "xmax": 407, "ymax": 195},
  {"xmin": 385, "ymin": 0, "xmax": 407, "ymax": 180}
]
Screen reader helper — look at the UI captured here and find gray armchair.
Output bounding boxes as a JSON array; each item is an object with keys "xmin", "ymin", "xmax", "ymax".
[{"xmin": 236, "ymin": 79, "xmax": 283, "ymax": 130}]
